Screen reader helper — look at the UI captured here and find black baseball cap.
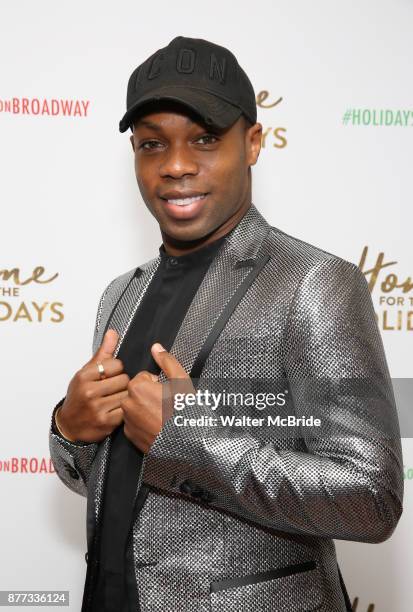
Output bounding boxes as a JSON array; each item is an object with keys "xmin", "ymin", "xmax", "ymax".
[{"xmin": 119, "ymin": 36, "xmax": 257, "ymax": 133}]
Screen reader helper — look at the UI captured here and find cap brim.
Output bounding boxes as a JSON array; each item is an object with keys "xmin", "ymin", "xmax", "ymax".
[{"xmin": 119, "ymin": 86, "xmax": 243, "ymax": 133}]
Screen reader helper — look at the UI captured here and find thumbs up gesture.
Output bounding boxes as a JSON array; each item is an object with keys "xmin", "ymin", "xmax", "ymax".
[
  {"xmin": 55, "ymin": 329, "xmax": 130, "ymax": 443},
  {"xmin": 121, "ymin": 342, "xmax": 195, "ymax": 454}
]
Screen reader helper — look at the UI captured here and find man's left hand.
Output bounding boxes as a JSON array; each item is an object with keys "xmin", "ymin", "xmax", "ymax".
[{"xmin": 121, "ymin": 342, "xmax": 195, "ymax": 453}]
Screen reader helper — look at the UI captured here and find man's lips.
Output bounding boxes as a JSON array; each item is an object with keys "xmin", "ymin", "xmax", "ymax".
[
  {"xmin": 159, "ymin": 191, "xmax": 209, "ymax": 206},
  {"xmin": 159, "ymin": 191, "xmax": 209, "ymax": 219}
]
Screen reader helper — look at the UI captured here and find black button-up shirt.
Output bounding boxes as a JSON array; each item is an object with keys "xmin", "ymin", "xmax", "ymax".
[{"xmin": 92, "ymin": 233, "xmax": 228, "ymax": 611}]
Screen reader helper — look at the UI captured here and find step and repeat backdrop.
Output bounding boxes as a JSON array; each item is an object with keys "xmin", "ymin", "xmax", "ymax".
[{"xmin": 1, "ymin": 1, "xmax": 411, "ymax": 610}]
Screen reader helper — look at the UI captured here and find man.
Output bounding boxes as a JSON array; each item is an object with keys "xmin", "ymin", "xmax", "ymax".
[{"xmin": 49, "ymin": 36, "xmax": 404, "ymax": 612}]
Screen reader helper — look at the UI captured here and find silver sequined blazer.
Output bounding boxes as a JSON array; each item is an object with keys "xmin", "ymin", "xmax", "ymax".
[{"xmin": 49, "ymin": 203, "xmax": 404, "ymax": 612}]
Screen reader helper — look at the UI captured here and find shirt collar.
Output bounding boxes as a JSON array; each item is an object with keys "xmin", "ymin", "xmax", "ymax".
[{"xmin": 158, "ymin": 234, "xmax": 228, "ymax": 268}]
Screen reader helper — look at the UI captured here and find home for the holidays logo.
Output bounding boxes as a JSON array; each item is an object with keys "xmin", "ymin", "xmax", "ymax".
[
  {"xmin": 358, "ymin": 247, "xmax": 412, "ymax": 332},
  {"xmin": 0, "ymin": 266, "xmax": 63, "ymax": 323}
]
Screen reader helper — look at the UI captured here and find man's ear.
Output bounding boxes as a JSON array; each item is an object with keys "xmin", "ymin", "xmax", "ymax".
[
  {"xmin": 246, "ymin": 122, "xmax": 262, "ymax": 167},
  {"xmin": 130, "ymin": 133, "xmax": 135, "ymax": 152}
]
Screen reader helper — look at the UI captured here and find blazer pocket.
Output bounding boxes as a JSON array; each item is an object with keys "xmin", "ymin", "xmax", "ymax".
[{"xmin": 210, "ymin": 560, "xmax": 324, "ymax": 612}]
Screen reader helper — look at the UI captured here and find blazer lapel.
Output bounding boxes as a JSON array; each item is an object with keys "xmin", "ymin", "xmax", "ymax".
[{"xmin": 101, "ymin": 257, "xmax": 161, "ymax": 355}]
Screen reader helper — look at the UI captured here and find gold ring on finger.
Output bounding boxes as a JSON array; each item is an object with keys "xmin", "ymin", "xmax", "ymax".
[{"xmin": 97, "ymin": 362, "xmax": 106, "ymax": 380}]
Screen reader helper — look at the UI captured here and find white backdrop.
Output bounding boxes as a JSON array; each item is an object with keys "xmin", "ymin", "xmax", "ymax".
[{"xmin": 1, "ymin": 1, "xmax": 412, "ymax": 610}]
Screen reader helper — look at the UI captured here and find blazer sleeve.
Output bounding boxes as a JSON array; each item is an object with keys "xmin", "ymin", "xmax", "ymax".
[
  {"xmin": 48, "ymin": 280, "xmax": 113, "ymax": 497},
  {"xmin": 142, "ymin": 257, "xmax": 404, "ymax": 543}
]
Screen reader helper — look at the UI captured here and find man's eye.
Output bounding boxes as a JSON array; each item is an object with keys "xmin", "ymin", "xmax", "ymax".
[
  {"xmin": 139, "ymin": 140, "xmax": 163, "ymax": 150},
  {"xmin": 195, "ymin": 134, "xmax": 218, "ymax": 145}
]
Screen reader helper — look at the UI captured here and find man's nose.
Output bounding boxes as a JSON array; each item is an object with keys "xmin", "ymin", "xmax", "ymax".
[{"xmin": 159, "ymin": 145, "xmax": 198, "ymax": 179}]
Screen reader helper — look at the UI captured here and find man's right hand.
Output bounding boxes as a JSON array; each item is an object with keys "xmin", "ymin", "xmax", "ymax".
[{"xmin": 56, "ymin": 329, "xmax": 129, "ymax": 443}]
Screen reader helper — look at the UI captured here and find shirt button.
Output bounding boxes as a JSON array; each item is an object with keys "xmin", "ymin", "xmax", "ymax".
[{"xmin": 168, "ymin": 257, "xmax": 179, "ymax": 266}]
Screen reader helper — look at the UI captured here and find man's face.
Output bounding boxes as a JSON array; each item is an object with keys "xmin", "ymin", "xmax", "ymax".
[{"xmin": 130, "ymin": 102, "xmax": 262, "ymax": 244}]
